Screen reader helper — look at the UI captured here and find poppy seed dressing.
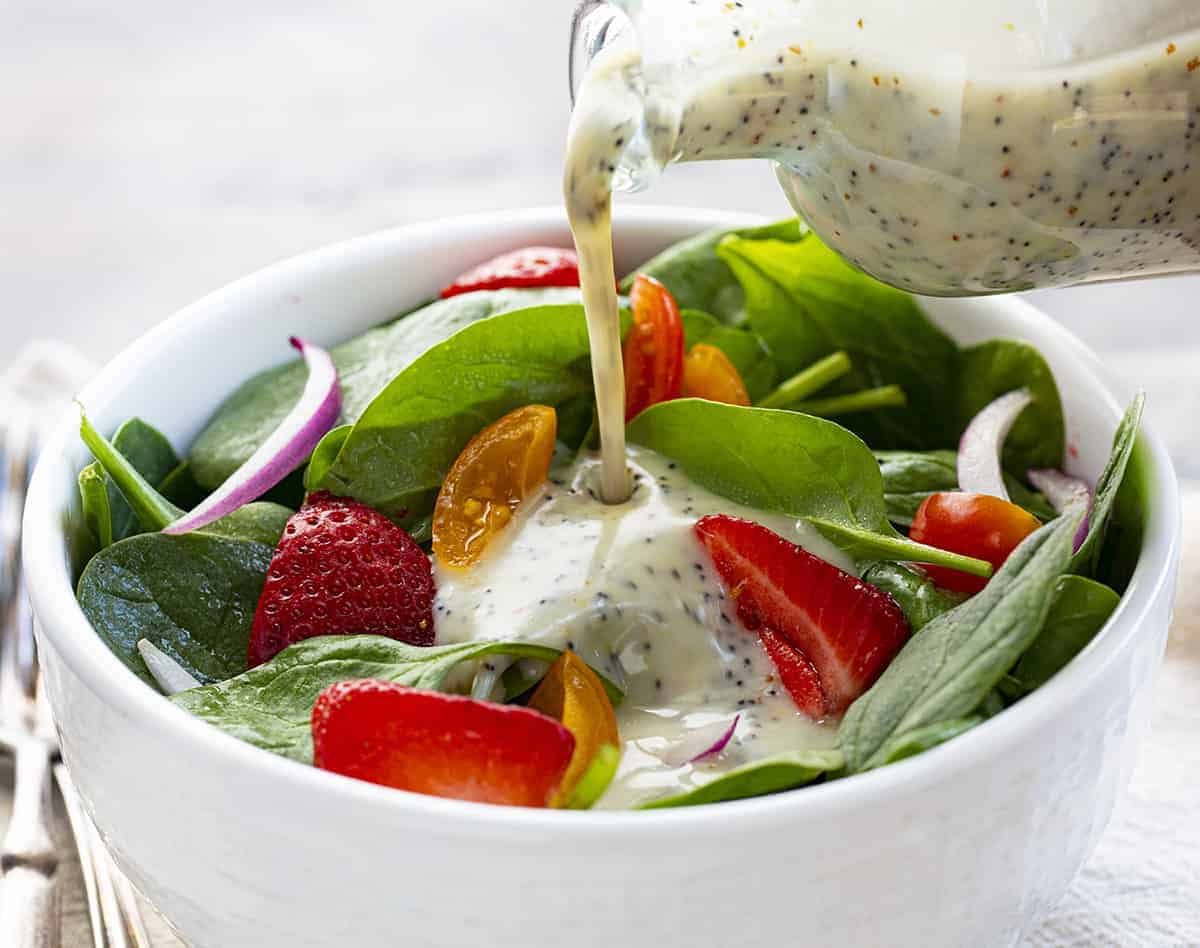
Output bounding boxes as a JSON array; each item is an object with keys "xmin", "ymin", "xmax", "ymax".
[{"xmin": 433, "ymin": 448, "xmax": 844, "ymax": 808}]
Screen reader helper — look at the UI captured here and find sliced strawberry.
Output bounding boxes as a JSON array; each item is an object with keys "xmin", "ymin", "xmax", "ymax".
[
  {"xmin": 440, "ymin": 246, "xmax": 580, "ymax": 298},
  {"xmin": 756, "ymin": 627, "xmax": 826, "ymax": 719},
  {"xmin": 248, "ymin": 492, "xmax": 435, "ymax": 667},
  {"xmin": 312, "ymin": 680, "xmax": 575, "ymax": 807},
  {"xmin": 695, "ymin": 514, "xmax": 910, "ymax": 718}
]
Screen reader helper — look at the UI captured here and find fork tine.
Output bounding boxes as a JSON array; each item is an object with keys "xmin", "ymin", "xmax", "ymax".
[
  {"xmin": 91, "ymin": 838, "xmax": 131, "ymax": 948},
  {"xmin": 112, "ymin": 867, "xmax": 152, "ymax": 948},
  {"xmin": 54, "ymin": 764, "xmax": 107, "ymax": 948}
]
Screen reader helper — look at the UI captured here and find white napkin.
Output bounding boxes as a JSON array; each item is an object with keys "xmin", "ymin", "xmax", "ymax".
[{"xmin": 1027, "ymin": 487, "xmax": 1200, "ymax": 946}]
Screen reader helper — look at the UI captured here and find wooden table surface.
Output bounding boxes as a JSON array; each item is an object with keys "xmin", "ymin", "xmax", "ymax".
[{"xmin": 2, "ymin": 1, "xmax": 1197, "ymax": 944}]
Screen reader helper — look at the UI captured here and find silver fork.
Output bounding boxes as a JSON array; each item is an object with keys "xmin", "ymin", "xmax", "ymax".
[{"xmin": 0, "ymin": 343, "xmax": 152, "ymax": 947}]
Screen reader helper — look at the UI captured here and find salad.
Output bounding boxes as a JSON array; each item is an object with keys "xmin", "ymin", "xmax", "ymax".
[{"xmin": 73, "ymin": 220, "xmax": 1145, "ymax": 810}]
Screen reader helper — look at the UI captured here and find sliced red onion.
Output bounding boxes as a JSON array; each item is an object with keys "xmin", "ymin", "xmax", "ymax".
[
  {"xmin": 163, "ymin": 337, "xmax": 341, "ymax": 535},
  {"xmin": 137, "ymin": 639, "xmax": 201, "ymax": 694},
  {"xmin": 657, "ymin": 715, "xmax": 740, "ymax": 767},
  {"xmin": 957, "ymin": 389, "xmax": 1033, "ymax": 501},
  {"xmin": 1028, "ymin": 468, "xmax": 1093, "ymax": 552}
]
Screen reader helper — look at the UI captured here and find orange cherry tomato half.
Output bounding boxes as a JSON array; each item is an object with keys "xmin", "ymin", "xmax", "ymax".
[
  {"xmin": 909, "ymin": 491, "xmax": 1042, "ymax": 594},
  {"xmin": 528, "ymin": 651, "xmax": 619, "ymax": 807},
  {"xmin": 623, "ymin": 274, "xmax": 684, "ymax": 421},
  {"xmin": 432, "ymin": 404, "xmax": 557, "ymax": 569},
  {"xmin": 682, "ymin": 343, "xmax": 751, "ymax": 407}
]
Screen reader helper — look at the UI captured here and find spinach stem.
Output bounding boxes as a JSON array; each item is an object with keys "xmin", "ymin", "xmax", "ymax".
[
  {"xmin": 793, "ymin": 385, "xmax": 907, "ymax": 418},
  {"xmin": 78, "ymin": 408, "xmax": 183, "ymax": 532},
  {"xmin": 756, "ymin": 351, "xmax": 852, "ymax": 409}
]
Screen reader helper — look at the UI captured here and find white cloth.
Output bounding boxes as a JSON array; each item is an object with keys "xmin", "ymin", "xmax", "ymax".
[{"xmin": 1028, "ymin": 487, "xmax": 1200, "ymax": 946}]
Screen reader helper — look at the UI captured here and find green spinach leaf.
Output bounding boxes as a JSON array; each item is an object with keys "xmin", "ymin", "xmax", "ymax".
[
  {"xmin": 956, "ymin": 340, "xmax": 1065, "ymax": 472},
  {"xmin": 189, "ymin": 287, "xmax": 583, "ymax": 488},
  {"xmin": 78, "ymin": 418, "xmax": 180, "ymax": 549},
  {"xmin": 159, "ymin": 461, "xmax": 210, "ymax": 510},
  {"xmin": 315, "ymin": 304, "xmax": 627, "ymax": 525},
  {"xmin": 638, "ymin": 749, "xmax": 843, "ymax": 809},
  {"xmin": 860, "ymin": 562, "xmax": 965, "ymax": 631},
  {"xmin": 77, "ymin": 531, "xmax": 275, "ymax": 687},
  {"xmin": 171, "ymin": 635, "xmax": 583, "ymax": 763},
  {"xmin": 1071, "ymin": 392, "xmax": 1145, "ymax": 576},
  {"xmin": 876, "ymin": 716, "xmax": 982, "ymax": 765},
  {"xmin": 838, "ymin": 499, "xmax": 1085, "ymax": 773},
  {"xmin": 1006, "ymin": 575, "xmax": 1119, "ymax": 694},
  {"xmin": 627, "ymin": 400, "xmax": 991, "ymax": 576},
  {"xmin": 875, "ymin": 449, "xmax": 1057, "ymax": 527},
  {"xmin": 717, "ymin": 233, "xmax": 961, "ymax": 449},
  {"xmin": 680, "ymin": 309, "xmax": 777, "ymax": 401},
  {"xmin": 305, "ymin": 424, "xmax": 353, "ymax": 491},
  {"xmin": 622, "ymin": 219, "xmax": 805, "ymax": 323}
]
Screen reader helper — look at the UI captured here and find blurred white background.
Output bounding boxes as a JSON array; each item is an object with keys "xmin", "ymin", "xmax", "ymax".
[{"xmin": 4, "ymin": 0, "xmax": 1198, "ymax": 474}]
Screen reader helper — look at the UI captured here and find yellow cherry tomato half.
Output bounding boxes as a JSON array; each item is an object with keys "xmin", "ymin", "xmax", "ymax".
[
  {"xmin": 682, "ymin": 343, "xmax": 751, "ymax": 407},
  {"xmin": 528, "ymin": 651, "xmax": 620, "ymax": 807},
  {"xmin": 432, "ymin": 404, "xmax": 556, "ymax": 569}
]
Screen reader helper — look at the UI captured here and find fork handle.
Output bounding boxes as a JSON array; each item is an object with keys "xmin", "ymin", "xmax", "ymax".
[{"xmin": 1, "ymin": 739, "xmax": 60, "ymax": 948}]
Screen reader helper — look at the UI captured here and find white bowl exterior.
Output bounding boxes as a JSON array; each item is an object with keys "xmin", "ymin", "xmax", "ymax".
[{"xmin": 24, "ymin": 207, "xmax": 1180, "ymax": 948}]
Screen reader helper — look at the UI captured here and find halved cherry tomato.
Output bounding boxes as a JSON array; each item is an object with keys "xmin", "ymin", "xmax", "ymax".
[
  {"xmin": 440, "ymin": 246, "xmax": 579, "ymax": 298},
  {"xmin": 682, "ymin": 343, "xmax": 751, "ymax": 406},
  {"xmin": 623, "ymin": 274, "xmax": 684, "ymax": 421},
  {"xmin": 528, "ymin": 651, "xmax": 619, "ymax": 807},
  {"xmin": 432, "ymin": 405, "xmax": 557, "ymax": 569},
  {"xmin": 909, "ymin": 492, "xmax": 1042, "ymax": 594}
]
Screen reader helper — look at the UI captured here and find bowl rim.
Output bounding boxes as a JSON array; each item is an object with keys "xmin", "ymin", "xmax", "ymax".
[{"xmin": 23, "ymin": 204, "xmax": 1181, "ymax": 833}]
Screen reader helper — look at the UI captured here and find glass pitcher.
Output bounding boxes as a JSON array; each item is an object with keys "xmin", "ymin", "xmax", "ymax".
[{"xmin": 569, "ymin": 0, "xmax": 1200, "ymax": 295}]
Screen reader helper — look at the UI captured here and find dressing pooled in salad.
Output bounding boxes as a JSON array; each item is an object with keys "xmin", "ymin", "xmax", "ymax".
[{"xmin": 74, "ymin": 223, "xmax": 1144, "ymax": 809}]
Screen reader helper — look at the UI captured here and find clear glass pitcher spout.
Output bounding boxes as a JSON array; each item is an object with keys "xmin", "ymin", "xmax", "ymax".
[{"xmin": 569, "ymin": 0, "xmax": 1200, "ymax": 295}]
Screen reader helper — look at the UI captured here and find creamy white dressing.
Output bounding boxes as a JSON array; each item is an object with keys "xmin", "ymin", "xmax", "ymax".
[{"xmin": 434, "ymin": 447, "xmax": 846, "ymax": 808}]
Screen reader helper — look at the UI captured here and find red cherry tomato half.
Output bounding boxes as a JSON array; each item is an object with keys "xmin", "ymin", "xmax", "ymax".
[
  {"xmin": 623, "ymin": 274, "xmax": 684, "ymax": 421},
  {"xmin": 909, "ymin": 492, "xmax": 1042, "ymax": 594},
  {"xmin": 440, "ymin": 246, "xmax": 580, "ymax": 298}
]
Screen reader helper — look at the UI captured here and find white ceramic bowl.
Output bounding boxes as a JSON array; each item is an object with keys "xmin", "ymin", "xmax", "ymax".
[{"xmin": 24, "ymin": 207, "xmax": 1180, "ymax": 948}]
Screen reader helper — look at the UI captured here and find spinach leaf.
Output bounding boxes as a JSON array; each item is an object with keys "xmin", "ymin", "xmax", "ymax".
[
  {"xmin": 860, "ymin": 562, "xmax": 965, "ymax": 631},
  {"xmin": 305, "ymin": 424, "xmax": 352, "ymax": 491},
  {"xmin": 189, "ymin": 287, "xmax": 583, "ymax": 488},
  {"xmin": 837, "ymin": 499, "xmax": 1086, "ymax": 773},
  {"xmin": 78, "ymin": 418, "xmax": 180, "ymax": 549},
  {"xmin": 622, "ymin": 218, "xmax": 805, "ymax": 324},
  {"xmin": 77, "ymin": 531, "xmax": 274, "ymax": 688},
  {"xmin": 717, "ymin": 233, "xmax": 961, "ymax": 449},
  {"xmin": 159, "ymin": 461, "xmax": 210, "ymax": 510},
  {"xmin": 315, "ymin": 304, "xmax": 627, "ymax": 525},
  {"xmin": 875, "ymin": 449, "xmax": 1057, "ymax": 527},
  {"xmin": 638, "ymin": 749, "xmax": 843, "ymax": 809},
  {"xmin": 627, "ymin": 400, "xmax": 991, "ymax": 576},
  {"xmin": 680, "ymin": 309, "xmax": 777, "ymax": 401},
  {"xmin": 171, "ymin": 635, "xmax": 581, "ymax": 763},
  {"xmin": 1006, "ymin": 575, "xmax": 1119, "ymax": 695},
  {"xmin": 876, "ymin": 717, "xmax": 981, "ymax": 765},
  {"xmin": 1095, "ymin": 437, "xmax": 1149, "ymax": 594},
  {"xmin": 956, "ymin": 340, "xmax": 1065, "ymax": 472},
  {"xmin": 1071, "ymin": 392, "xmax": 1145, "ymax": 576}
]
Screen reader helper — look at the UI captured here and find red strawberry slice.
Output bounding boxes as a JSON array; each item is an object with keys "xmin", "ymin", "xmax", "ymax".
[
  {"xmin": 440, "ymin": 246, "xmax": 580, "ymax": 298},
  {"xmin": 312, "ymin": 680, "xmax": 575, "ymax": 807},
  {"xmin": 695, "ymin": 515, "xmax": 910, "ymax": 719},
  {"xmin": 756, "ymin": 627, "xmax": 827, "ymax": 719},
  {"xmin": 248, "ymin": 492, "xmax": 435, "ymax": 667}
]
